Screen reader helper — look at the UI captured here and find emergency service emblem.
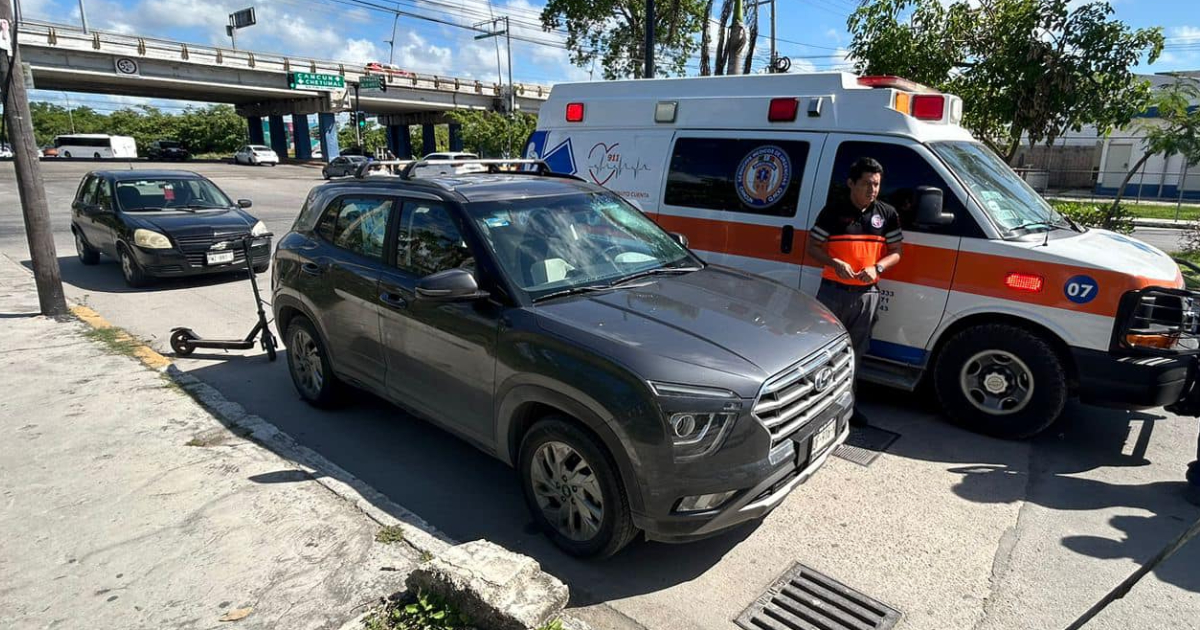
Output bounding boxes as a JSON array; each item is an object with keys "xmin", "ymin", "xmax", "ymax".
[
  {"xmin": 735, "ymin": 146, "xmax": 791, "ymax": 209},
  {"xmin": 871, "ymin": 214, "xmax": 885, "ymax": 229}
]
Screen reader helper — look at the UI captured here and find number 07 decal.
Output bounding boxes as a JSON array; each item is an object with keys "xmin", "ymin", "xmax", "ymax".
[{"xmin": 1065, "ymin": 275, "xmax": 1099, "ymax": 304}]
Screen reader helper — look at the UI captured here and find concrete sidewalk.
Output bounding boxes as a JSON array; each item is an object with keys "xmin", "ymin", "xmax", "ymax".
[{"xmin": 0, "ymin": 258, "xmax": 425, "ymax": 629}]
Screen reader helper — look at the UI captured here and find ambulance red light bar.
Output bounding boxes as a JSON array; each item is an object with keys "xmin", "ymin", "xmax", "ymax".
[
  {"xmin": 912, "ymin": 94, "xmax": 946, "ymax": 121},
  {"xmin": 768, "ymin": 98, "xmax": 799, "ymax": 122},
  {"xmin": 1004, "ymin": 272, "xmax": 1044, "ymax": 293},
  {"xmin": 565, "ymin": 102, "xmax": 585, "ymax": 123},
  {"xmin": 857, "ymin": 75, "xmax": 936, "ymax": 93}
]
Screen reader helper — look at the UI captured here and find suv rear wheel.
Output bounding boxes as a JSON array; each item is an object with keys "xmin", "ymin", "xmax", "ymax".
[
  {"xmin": 285, "ymin": 316, "xmax": 341, "ymax": 406},
  {"xmin": 75, "ymin": 230, "xmax": 99, "ymax": 265},
  {"xmin": 519, "ymin": 416, "xmax": 637, "ymax": 557}
]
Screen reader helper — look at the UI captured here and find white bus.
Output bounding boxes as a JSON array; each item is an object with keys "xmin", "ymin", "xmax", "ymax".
[{"xmin": 54, "ymin": 134, "xmax": 138, "ymax": 159}]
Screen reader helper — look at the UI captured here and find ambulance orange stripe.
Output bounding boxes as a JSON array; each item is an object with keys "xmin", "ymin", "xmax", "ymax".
[{"xmin": 653, "ymin": 214, "xmax": 1178, "ymax": 317}]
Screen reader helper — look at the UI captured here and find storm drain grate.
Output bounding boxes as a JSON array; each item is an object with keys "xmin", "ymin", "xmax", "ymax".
[
  {"xmin": 736, "ymin": 563, "xmax": 902, "ymax": 630},
  {"xmin": 833, "ymin": 426, "xmax": 900, "ymax": 467}
]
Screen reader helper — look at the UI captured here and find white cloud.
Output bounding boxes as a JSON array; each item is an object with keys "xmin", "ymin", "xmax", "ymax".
[{"xmin": 1171, "ymin": 26, "xmax": 1200, "ymax": 43}]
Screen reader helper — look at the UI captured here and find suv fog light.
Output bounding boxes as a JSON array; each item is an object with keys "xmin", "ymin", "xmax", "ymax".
[{"xmin": 677, "ymin": 491, "xmax": 738, "ymax": 513}]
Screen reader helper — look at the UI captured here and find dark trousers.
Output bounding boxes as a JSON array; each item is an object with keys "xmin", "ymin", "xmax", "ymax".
[{"xmin": 816, "ymin": 279, "xmax": 880, "ymax": 363}]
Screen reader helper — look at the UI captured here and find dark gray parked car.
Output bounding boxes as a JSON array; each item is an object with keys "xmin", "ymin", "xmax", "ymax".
[
  {"xmin": 271, "ymin": 170, "xmax": 853, "ymax": 556},
  {"xmin": 322, "ymin": 155, "xmax": 369, "ymax": 179}
]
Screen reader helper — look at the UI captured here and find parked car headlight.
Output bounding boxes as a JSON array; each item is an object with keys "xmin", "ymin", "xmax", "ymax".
[
  {"xmin": 648, "ymin": 381, "xmax": 740, "ymax": 460},
  {"xmin": 251, "ymin": 221, "xmax": 269, "ymax": 237},
  {"xmin": 133, "ymin": 229, "xmax": 172, "ymax": 249}
]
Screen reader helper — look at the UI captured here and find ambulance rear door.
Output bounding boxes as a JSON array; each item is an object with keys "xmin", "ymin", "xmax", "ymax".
[
  {"xmin": 655, "ymin": 131, "xmax": 827, "ymax": 287},
  {"xmin": 805, "ymin": 135, "xmax": 984, "ymax": 371}
]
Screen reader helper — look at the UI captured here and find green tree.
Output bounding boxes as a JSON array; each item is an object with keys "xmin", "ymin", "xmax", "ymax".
[
  {"xmin": 541, "ymin": 0, "xmax": 708, "ymax": 79},
  {"xmin": 1109, "ymin": 78, "xmax": 1200, "ymax": 227},
  {"xmin": 445, "ymin": 111, "xmax": 537, "ymax": 158},
  {"xmin": 409, "ymin": 125, "xmax": 450, "ymax": 157},
  {"xmin": 847, "ymin": 0, "xmax": 1164, "ymax": 161}
]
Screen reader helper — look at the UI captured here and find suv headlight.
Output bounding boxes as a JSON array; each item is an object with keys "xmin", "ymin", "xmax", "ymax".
[
  {"xmin": 649, "ymin": 381, "xmax": 740, "ymax": 461},
  {"xmin": 133, "ymin": 228, "xmax": 171, "ymax": 249},
  {"xmin": 251, "ymin": 221, "xmax": 269, "ymax": 237}
]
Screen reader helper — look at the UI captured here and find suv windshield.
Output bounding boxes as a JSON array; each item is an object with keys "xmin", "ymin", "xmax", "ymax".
[
  {"xmin": 114, "ymin": 178, "xmax": 233, "ymax": 212},
  {"xmin": 931, "ymin": 141, "xmax": 1073, "ymax": 235},
  {"xmin": 466, "ymin": 191, "xmax": 699, "ymax": 300}
]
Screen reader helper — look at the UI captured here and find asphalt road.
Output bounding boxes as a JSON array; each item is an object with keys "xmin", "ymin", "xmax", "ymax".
[
  {"xmin": 1131, "ymin": 227, "xmax": 1187, "ymax": 253},
  {"xmin": 3, "ymin": 161, "xmax": 1198, "ymax": 630}
]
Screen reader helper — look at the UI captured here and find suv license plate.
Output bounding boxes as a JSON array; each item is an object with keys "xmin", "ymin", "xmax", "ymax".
[
  {"xmin": 207, "ymin": 251, "xmax": 235, "ymax": 265},
  {"xmin": 811, "ymin": 419, "xmax": 837, "ymax": 457}
]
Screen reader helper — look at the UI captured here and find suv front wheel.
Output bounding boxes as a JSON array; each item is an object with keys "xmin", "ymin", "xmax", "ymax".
[{"xmin": 518, "ymin": 416, "xmax": 637, "ymax": 557}]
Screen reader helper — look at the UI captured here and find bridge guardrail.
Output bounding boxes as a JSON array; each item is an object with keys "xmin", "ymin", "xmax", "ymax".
[{"xmin": 18, "ymin": 20, "xmax": 550, "ymax": 102}]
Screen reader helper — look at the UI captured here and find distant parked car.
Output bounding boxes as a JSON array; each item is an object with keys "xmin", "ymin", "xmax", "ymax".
[
  {"xmin": 409, "ymin": 152, "xmax": 486, "ymax": 178},
  {"xmin": 233, "ymin": 145, "xmax": 279, "ymax": 166},
  {"xmin": 70, "ymin": 169, "xmax": 271, "ymax": 287},
  {"xmin": 147, "ymin": 140, "xmax": 190, "ymax": 161},
  {"xmin": 0, "ymin": 144, "xmax": 13, "ymax": 159},
  {"xmin": 322, "ymin": 155, "xmax": 369, "ymax": 179},
  {"xmin": 41, "ymin": 145, "xmax": 59, "ymax": 158}
]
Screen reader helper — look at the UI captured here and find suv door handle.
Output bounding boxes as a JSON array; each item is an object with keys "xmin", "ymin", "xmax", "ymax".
[
  {"xmin": 301, "ymin": 262, "xmax": 323, "ymax": 276},
  {"xmin": 379, "ymin": 292, "xmax": 408, "ymax": 309}
]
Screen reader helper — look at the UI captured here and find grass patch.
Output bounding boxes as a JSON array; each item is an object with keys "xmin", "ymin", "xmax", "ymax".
[
  {"xmin": 1171, "ymin": 250, "xmax": 1200, "ymax": 289},
  {"xmin": 375, "ymin": 525, "xmax": 406, "ymax": 545},
  {"xmin": 1121, "ymin": 201, "xmax": 1200, "ymax": 221},
  {"xmin": 81, "ymin": 326, "xmax": 144, "ymax": 358},
  {"xmin": 419, "ymin": 550, "xmax": 434, "ymax": 563},
  {"xmin": 363, "ymin": 591, "xmax": 470, "ymax": 630}
]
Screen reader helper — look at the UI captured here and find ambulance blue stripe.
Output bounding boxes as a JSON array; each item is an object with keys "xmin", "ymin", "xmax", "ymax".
[{"xmin": 868, "ymin": 339, "xmax": 928, "ymax": 365}]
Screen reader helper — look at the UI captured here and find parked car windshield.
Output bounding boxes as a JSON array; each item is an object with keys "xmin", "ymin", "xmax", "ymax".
[
  {"xmin": 466, "ymin": 191, "xmax": 699, "ymax": 301},
  {"xmin": 114, "ymin": 178, "xmax": 233, "ymax": 212},
  {"xmin": 930, "ymin": 141, "xmax": 1072, "ymax": 234}
]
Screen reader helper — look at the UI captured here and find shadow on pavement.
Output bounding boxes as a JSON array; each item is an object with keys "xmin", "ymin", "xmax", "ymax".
[
  {"xmin": 184, "ymin": 350, "xmax": 755, "ymax": 606},
  {"xmin": 867, "ymin": 381, "xmax": 1200, "ymax": 594},
  {"xmin": 28, "ymin": 256, "xmax": 257, "ymax": 294}
]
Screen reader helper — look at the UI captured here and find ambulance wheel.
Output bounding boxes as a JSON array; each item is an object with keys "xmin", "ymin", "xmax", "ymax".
[{"xmin": 933, "ymin": 323, "xmax": 1066, "ymax": 439}]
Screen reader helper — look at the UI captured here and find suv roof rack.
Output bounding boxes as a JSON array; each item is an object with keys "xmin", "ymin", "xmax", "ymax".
[{"xmin": 352, "ymin": 157, "xmax": 584, "ymax": 183}]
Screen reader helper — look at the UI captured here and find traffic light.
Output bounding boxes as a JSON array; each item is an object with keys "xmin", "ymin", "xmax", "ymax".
[{"xmin": 357, "ymin": 112, "xmax": 367, "ymax": 129}]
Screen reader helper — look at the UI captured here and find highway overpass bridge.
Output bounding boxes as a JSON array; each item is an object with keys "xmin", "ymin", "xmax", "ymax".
[{"xmin": 18, "ymin": 21, "xmax": 552, "ymax": 160}]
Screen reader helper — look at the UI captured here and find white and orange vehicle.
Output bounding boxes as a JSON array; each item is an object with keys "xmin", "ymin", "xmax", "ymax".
[
  {"xmin": 364, "ymin": 62, "xmax": 415, "ymax": 79},
  {"xmin": 528, "ymin": 72, "xmax": 1200, "ymax": 438}
]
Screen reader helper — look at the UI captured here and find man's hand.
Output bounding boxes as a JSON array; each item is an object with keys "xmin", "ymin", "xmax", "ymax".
[
  {"xmin": 832, "ymin": 259, "xmax": 856, "ymax": 280},
  {"xmin": 857, "ymin": 265, "xmax": 879, "ymax": 283}
]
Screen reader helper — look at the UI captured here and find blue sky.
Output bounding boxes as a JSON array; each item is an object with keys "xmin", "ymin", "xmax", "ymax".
[{"xmin": 19, "ymin": 0, "xmax": 1200, "ymax": 113}]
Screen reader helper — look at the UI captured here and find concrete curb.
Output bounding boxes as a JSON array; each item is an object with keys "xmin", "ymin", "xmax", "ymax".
[{"xmin": 1132, "ymin": 217, "xmax": 1196, "ymax": 230}]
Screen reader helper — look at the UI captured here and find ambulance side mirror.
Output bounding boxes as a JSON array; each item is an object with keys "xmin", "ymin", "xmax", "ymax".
[{"xmin": 915, "ymin": 186, "xmax": 954, "ymax": 227}]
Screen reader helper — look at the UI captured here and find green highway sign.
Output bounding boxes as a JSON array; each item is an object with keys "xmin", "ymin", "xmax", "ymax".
[
  {"xmin": 359, "ymin": 75, "xmax": 385, "ymax": 90},
  {"xmin": 288, "ymin": 72, "xmax": 345, "ymax": 90}
]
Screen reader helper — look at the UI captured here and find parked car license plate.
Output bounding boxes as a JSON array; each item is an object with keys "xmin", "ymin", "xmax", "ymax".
[
  {"xmin": 811, "ymin": 419, "xmax": 837, "ymax": 457},
  {"xmin": 207, "ymin": 251, "xmax": 235, "ymax": 265}
]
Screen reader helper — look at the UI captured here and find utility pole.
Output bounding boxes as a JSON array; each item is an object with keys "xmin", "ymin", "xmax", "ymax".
[
  {"xmin": 504, "ymin": 16, "xmax": 513, "ymax": 117},
  {"xmin": 353, "ymin": 82, "xmax": 362, "ymax": 149},
  {"xmin": 77, "ymin": 0, "xmax": 88, "ymax": 34},
  {"xmin": 0, "ymin": 0, "xmax": 68, "ymax": 318},
  {"xmin": 385, "ymin": 7, "xmax": 400, "ymax": 65},
  {"xmin": 769, "ymin": 0, "xmax": 777, "ymax": 72},
  {"xmin": 644, "ymin": 0, "xmax": 655, "ymax": 78}
]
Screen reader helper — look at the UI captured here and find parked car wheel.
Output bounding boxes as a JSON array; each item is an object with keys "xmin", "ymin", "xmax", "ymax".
[
  {"xmin": 117, "ymin": 245, "xmax": 152, "ymax": 288},
  {"xmin": 322, "ymin": 169, "xmax": 331, "ymax": 180},
  {"xmin": 285, "ymin": 317, "xmax": 341, "ymax": 407},
  {"xmin": 63, "ymin": 151, "xmax": 72, "ymax": 158},
  {"xmin": 74, "ymin": 230, "xmax": 100, "ymax": 265},
  {"xmin": 933, "ymin": 323, "xmax": 1067, "ymax": 439},
  {"xmin": 93, "ymin": 152, "xmax": 101, "ymax": 160},
  {"xmin": 252, "ymin": 261, "xmax": 269, "ymax": 274},
  {"xmin": 519, "ymin": 416, "xmax": 637, "ymax": 558}
]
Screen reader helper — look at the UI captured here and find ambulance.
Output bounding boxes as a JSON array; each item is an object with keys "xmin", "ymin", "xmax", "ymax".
[{"xmin": 527, "ymin": 72, "xmax": 1200, "ymax": 438}]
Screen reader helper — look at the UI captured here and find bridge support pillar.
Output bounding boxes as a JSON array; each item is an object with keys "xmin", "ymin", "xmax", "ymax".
[
  {"xmin": 268, "ymin": 115, "xmax": 288, "ymax": 158},
  {"xmin": 292, "ymin": 114, "xmax": 312, "ymax": 160},
  {"xmin": 449, "ymin": 123, "xmax": 463, "ymax": 152},
  {"xmin": 318, "ymin": 112, "xmax": 339, "ymax": 161},
  {"xmin": 247, "ymin": 116, "xmax": 265, "ymax": 145},
  {"xmin": 387, "ymin": 125, "xmax": 411, "ymax": 160},
  {"xmin": 422, "ymin": 124, "xmax": 437, "ymax": 156}
]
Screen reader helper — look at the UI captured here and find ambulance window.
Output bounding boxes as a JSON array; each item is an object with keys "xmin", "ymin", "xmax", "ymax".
[
  {"xmin": 826, "ymin": 141, "xmax": 980, "ymax": 237},
  {"xmin": 665, "ymin": 138, "xmax": 810, "ymax": 217}
]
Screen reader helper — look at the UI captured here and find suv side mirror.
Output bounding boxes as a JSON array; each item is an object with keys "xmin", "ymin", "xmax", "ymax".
[
  {"xmin": 237, "ymin": 199, "xmax": 253, "ymax": 208},
  {"xmin": 416, "ymin": 268, "xmax": 489, "ymax": 302},
  {"xmin": 670, "ymin": 232, "xmax": 689, "ymax": 248},
  {"xmin": 915, "ymin": 186, "xmax": 954, "ymax": 227},
  {"xmin": 81, "ymin": 203, "xmax": 104, "ymax": 216}
]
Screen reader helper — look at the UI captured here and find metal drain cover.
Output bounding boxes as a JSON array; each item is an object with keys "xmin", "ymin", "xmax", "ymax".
[
  {"xmin": 834, "ymin": 426, "xmax": 900, "ymax": 467},
  {"xmin": 736, "ymin": 563, "xmax": 901, "ymax": 630}
]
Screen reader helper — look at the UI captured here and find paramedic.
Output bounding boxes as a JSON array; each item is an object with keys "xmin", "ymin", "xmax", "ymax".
[{"xmin": 806, "ymin": 157, "xmax": 903, "ymax": 426}]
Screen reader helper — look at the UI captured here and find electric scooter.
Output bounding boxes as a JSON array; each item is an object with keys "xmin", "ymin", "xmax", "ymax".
[{"xmin": 170, "ymin": 233, "xmax": 277, "ymax": 361}]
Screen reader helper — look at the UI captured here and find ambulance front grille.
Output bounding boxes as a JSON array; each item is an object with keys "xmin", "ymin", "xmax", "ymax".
[{"xmin": 753, "ymin": 336, "xmax": 854, "ymax": 444}]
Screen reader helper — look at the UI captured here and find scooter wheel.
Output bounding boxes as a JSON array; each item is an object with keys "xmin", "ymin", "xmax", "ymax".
[
  {"xmin": 170, "ymin": 329, "xmax": 197, "ymax": 356},
  {"xmin": 264, "ymin": 332, "xmax": 278, "ymax": 362}
]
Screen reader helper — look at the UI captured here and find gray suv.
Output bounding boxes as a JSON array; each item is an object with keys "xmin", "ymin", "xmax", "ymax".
[{"xmin": 271, "ymin": 168, "xmax": 853, "ymax": 556}]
